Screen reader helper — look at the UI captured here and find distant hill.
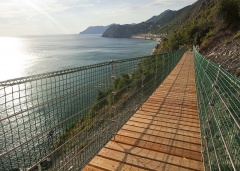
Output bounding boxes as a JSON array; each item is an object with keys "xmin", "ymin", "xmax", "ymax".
[
  {"xmin": 80, "ymin": 25, "xmax": 111, "ymax": 34},
  {"xmin": 102, "ymin": 3, "xmax": 197, "ymax": 38},
  {"xmin": 154, "ymin": 0, "xmax": 240, "ymax": 76},
  {"xmin": 102, "ymin": 23, "xmax": 153, "ymax": 38},
  {"xmin": 145, "ymin": 10, "xmax": 175, "ymax": 23},
  {"xmin": 103, "ymin": 0, "xmax": 240, "ymax": 76}
]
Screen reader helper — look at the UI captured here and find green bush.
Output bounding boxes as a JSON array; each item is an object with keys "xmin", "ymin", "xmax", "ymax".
[
  {"xmin": 236, "ymin": 68, "xmax": 240, "ymax": 77},
  {"xmin": 218, "ymin": 0, "xmax": 240, "ymax": 27},
  {"xmin": 233, "ymin": 31, "xmax": 240, "ymax": 39}
]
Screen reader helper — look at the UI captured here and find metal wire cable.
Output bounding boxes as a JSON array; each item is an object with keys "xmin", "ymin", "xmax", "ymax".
[
  {"xmin": 0, "ymin": 48, "xmax": 185, "ymax": 171},
  {"xmin": 194, "ymin": 46, "xmax": 240, "ymax": 171}
]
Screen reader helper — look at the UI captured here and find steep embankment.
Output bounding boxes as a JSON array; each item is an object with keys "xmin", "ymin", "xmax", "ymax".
[
  {"xmin": 156, "ymin": 0, "xmax": 240, "ymax": 76},
  {"xmin": 202, "ymin": 32, "xmax": 240, "ymax": 76}
]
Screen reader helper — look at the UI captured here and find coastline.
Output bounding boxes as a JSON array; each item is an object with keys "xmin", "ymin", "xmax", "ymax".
[
  {"xmin": 130, "ymin": 34, "xmax": 161, "ymax": 54},
  {"xmin": 131, "ymin": 33, "xmax": 161, "ymax": 42}
]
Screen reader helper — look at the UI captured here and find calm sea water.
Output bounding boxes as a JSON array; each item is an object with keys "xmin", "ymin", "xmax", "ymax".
[
  {"xmin": 0, "ymin": 34, "xmax": 156, "ymax": 170},
  {"xmin": 0, "ymin": 34, "xmax": 156, "ymax": 82}
]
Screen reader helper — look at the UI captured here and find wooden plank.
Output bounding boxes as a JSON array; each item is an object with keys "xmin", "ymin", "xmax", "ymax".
[
  {"xmin": 142, "ymin": 102, "xmax": 198, "ymax": 111},
  {"xmin": 129, "ymin": 116, "xmax": 201, "ymax": 131},
  {"xmin": 142, "ymin": 102, "xmax": 198, "ymax": 110},
  {"xmin": 140, "ymin": 107, "xmax": 198, "ymax": 116},
  {"xmin": 120, "ymin": 125, "xmax": 201, "ymax": 144},
  {"xmin": 104, "ymin": 141, "xmax": 203, "ymax": 170},
  {"xmin": 124, "ymin": 121, "xmax": 201, "ymax": 138},
  {"xmin": 126, "ymin": 118, "xmax": 200, "ymax": 133},
  {"xmin": 115, "ymin": 131, "xmax": 202, "ymax": 153},
  {"xmin": 111, "ymin": 134, "xmax": 202, "ymax": 161},
  {"xmin": 83, "ymin": 53, "xmax": 203, "ymax": 171},
  {"xmin": 97, "ymin": 147, "xmax": 197, "ymax": 171},
  {"xmin": 122, "ymin": 124, "xmax": 201, "ymax": 139},
  {"xmin": 87, "ymin": 156, "xmax": 147, "ymax": 171},
  {"xmin": 134, "ymin": 112, "xmax": 200, "ymax": 124},
  {"xmin": 136, "ymin": 109, "xmax": 199, "ymax": 120}
]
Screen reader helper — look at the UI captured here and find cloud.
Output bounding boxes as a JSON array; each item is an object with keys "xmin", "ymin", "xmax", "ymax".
[
  {"xmin": 0, "ymin": 0, "xmax": 94, "ymax": 19},
  {"xmin": 0, "ymin": 0, "xmax": 92, "ymax": 35},
  {"xmin": 0, "ymin": 0, "xmax": 198, "ymax": 36},
  {"xmin": 146, "ymin": 0, "xmax": 196, "ymax": 7}
]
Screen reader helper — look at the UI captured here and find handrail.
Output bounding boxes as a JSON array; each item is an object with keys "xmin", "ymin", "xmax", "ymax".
[
  {"xmin": 0, "ymin": 48, "xmax": 185, "ymax": 171},
  {"xmin": 193, "ymin": 46, "xmax": 240, "ymax": 171}
]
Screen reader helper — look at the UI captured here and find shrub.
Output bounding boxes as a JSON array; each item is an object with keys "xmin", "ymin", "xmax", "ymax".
[
  {"xmin": 218, "ymin": 0, "xmax": 240, "ymax": 27},
  {"xmin": 236, "ymin": 68, "xmax": 240, "ymax": 77},
  {"xmin": 233, "ymin": 31, "xmax": 240, "ymax": 39}
]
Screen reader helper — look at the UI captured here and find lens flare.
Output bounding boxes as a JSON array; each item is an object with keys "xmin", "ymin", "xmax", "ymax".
[{"xmin": 0, "ymin": 37, "xmax": 29, "ymax": 81}]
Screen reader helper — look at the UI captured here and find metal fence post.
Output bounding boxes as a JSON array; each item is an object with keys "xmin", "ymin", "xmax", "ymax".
[
  {"xmin": 168, "ymin": 52, "xmax": 170, "ymax": 75},
  {"xmin": 0, "ymin": 49, "xmax": 187, "ymax": 171},
  {"xmin": 111, "ymin": 60, "xmax": 117, "ymax": 140},
  {"xmin": 154, "ymin": 55, "xmax": 158, "ymax": 92},
  {"xmin": 193, "ymin": 46, "xmax": 240, "ymax": 171},
  {"xmin": 140, "ymin": 58, "xmax": 145, "ymax": 110}
]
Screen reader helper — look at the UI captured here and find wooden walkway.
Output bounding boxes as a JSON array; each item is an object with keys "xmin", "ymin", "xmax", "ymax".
[{"xmin": 83, "ymin": 52, "xmax": 203, "ymax": 171}]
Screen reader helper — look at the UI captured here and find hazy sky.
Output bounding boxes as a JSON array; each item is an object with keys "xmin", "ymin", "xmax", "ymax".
[{"xmin": 0, "ymin": 0, "xmax": 197, "ymax": 36}]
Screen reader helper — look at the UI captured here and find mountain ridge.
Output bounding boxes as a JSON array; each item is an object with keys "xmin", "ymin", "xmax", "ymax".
[
  {"xmin": 80, "ymin": 25, "xmax": 114, "ymax": 34},
  {"xmin": 102, "ymin": 0, "xmax": 240, "ymax": 76},
  {"xmin": 102, "ymin": 2, "xmax": 199, "ymax": 38}
]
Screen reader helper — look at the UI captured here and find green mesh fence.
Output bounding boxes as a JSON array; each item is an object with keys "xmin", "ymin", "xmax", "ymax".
[
  {"xmin": 193, "ymin": 46, "xmax": 240, "ymax": 171},
  {"xmin": 0, "ymin": 48, "xmax": 185, "ymax": 171}
]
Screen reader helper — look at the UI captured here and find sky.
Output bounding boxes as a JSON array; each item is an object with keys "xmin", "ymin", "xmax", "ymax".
[{"xmin": 0, "ymin": 0, "xmax": 197, "ymax": 36}]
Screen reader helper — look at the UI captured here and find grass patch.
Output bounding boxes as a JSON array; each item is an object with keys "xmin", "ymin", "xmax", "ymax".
[{"xmin": 233, "ymin": 31, "xmax": 240, "ymax": 39}]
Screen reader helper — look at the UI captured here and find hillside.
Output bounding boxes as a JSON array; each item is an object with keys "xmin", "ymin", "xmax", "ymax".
[
  {"xmin": 157, "ymin": 0, "xmax": 240, "ymax": 76},
  {"xmin": 102, "ymin": 23, "xmax": 153, "ymax": 38},
  {"xmin": 102, "ymin": 2, "xmax": 199, "ymax": 37},
  {"xmin": 103, "ymin": 0, "xmax": 240, "ymax": 76},
  {"xmin": 80, "ymin": 25, "xmax": 111, "ymax": 34},
  {"xmin": 145, "ymin": 10, "xmax": 173, "ymax": 23}
]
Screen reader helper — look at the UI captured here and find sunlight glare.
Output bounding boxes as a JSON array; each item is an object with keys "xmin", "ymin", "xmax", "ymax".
[
  {"xmin": 0, "ymin": 37, "xmax": 30, "ymax": 81},
  {"xmin": 7, "ymin": 0, "xmax": 70, "ymax": 34}
]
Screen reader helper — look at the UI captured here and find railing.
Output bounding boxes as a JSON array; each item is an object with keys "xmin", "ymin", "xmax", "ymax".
[
  {"xmin": 194, "ymin": 47, "xmax": 240, "ymax": 171},
  {"xmin": 0, "ymin": 48, "xmax": 185, "ymax": 171}
]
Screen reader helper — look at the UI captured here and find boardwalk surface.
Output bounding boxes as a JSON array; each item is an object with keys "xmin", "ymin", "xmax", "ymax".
[{"xmin": 83, "ymin": 52, "xmax": 203, "ymax": 171}]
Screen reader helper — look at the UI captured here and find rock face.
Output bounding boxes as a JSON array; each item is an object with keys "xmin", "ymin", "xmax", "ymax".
[
  {"xmin": 80, "ymin": 25, "xmax": 110, "ymax": 34},
  {"xmin": 202, "ymin": 36, "xmax": 240, "ymax": 77}
]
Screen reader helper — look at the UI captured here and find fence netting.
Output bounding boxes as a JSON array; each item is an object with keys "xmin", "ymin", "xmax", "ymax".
[
  {"xmin": 0, "ymin": 48, "xmax": 185, "ymax": 171},
  {"xmin": 194, "ymin": 46, "xmax": 240, "ymax": 171}
]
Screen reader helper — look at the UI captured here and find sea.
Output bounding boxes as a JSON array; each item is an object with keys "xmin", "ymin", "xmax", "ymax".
[
  {"xmin": 0, "ymin": 34, "xmax": 156, "ymax": 82},
  {"xmin": 0, "ymin": 34, "xmax": 157, "ymax": 170}
]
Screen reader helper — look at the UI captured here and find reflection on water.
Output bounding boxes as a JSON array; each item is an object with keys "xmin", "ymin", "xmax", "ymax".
[
  {"xmin": 0, "ymin": 62, "xmax": 113, "ymax": 170},
  {"xmin": 0, "ymin": 34, "xmax": 156, "ymax": 82},
  {"xmin": 0, "ymin": 37, "xmax": 32, "ymax": 81},
  {"xmin": 0, "ymin": 35, "xmax": 156, "ymax": 170}
]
